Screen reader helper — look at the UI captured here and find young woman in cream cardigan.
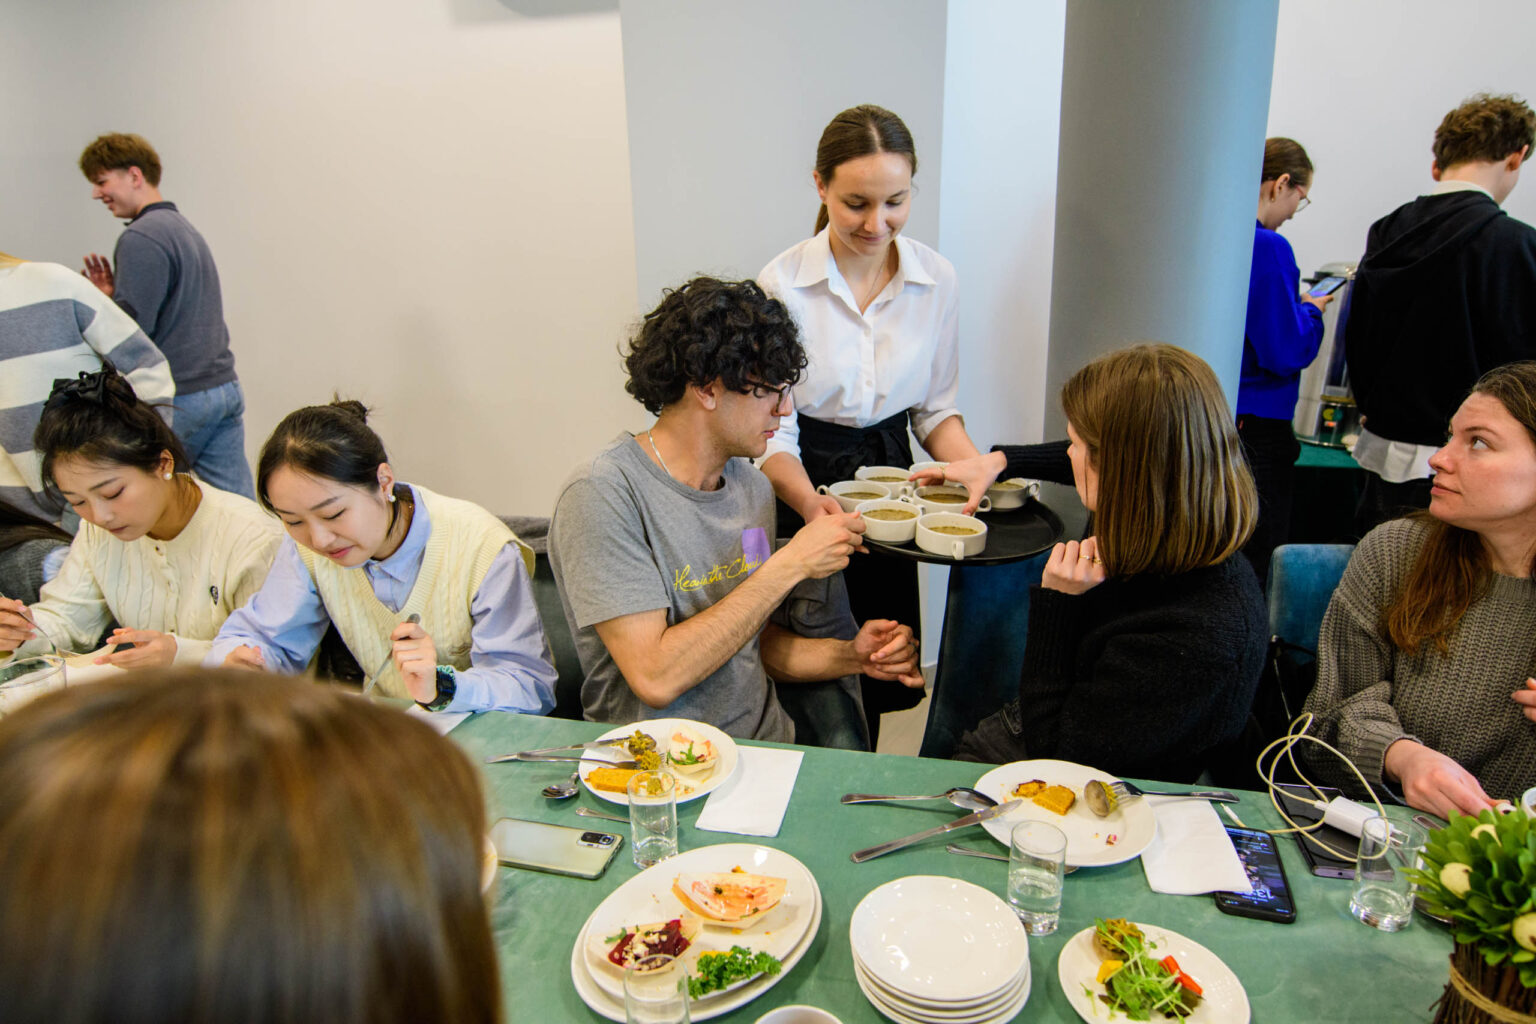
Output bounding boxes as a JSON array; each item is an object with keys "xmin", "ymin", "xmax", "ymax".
[
  {"xmin": 210, "ymin": 399, "xmax": 557, "ymax": 715},
  {"xmin": 0, "ymin": 367, "xmax": 280, "ymax": 666}
]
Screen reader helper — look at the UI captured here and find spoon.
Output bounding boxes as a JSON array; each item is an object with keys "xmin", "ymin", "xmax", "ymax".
[
  {"xmin": 542, "ymin": 770, "xmax": 580, "ymax": 800},
  {"xmin": 842, "ymin": 787, "xmax": 998, "ymax": 813}
]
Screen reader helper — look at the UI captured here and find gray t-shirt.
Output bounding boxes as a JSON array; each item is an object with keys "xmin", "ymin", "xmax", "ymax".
[{"xmin": 548, "ymin": 434, "xmax": 793, "ymax": 741}]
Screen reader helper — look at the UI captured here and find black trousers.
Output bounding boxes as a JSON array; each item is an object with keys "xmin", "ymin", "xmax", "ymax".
[
  {"xmin": 1354, "ymin": 472, "xmax": 1432, "ymax": 539},
  {"xmin": 1237, "ymin": 414, "xmax": 1300, "ymax": 586},
  {"xmin": 776, "ymin": 411, "xmax": 923, "ymax": 746}
]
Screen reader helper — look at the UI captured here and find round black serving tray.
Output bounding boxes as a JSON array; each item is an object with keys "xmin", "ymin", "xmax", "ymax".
[{"xmin": 862, "ymin": 499, "xmax": 1064, "ymax": 566}]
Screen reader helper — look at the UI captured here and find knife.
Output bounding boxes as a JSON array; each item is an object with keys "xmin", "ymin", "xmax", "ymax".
[
  {"xmin": 498, "ymin": 739, "xmax": 626, "ymax": 758},
  {"xmin": 485, "ymin": 752, "xmax": 640, "ymax": 767},
  {"xmin": 361, "ymin": 613, "xmax": 421, "ymax": 697},
  {"xmin": 850, "ymin": 799, "xmax": 1022, "ymax": 863}
]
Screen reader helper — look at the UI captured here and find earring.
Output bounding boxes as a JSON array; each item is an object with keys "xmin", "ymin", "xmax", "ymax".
[
  {"xmin": 387, "ymin": 491, "xmax": 397, "ymax": 503},
  {"xmin": 164, "ymin": 472, "xmax": 173, "ymax": 481}
]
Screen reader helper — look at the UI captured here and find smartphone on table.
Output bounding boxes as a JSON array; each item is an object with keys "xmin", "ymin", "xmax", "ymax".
[
  {"xmin": 1273, "ymin": 784, "xmax": 1356, "ymax": 879},
  {"xmin": 1213, "ymin": 825, "xmax": 1297, "ymax": 923},
  {"xmin": 1307, "ymin": 275, "xmax": 1347, "ymax": 298},
  {"xmin": 489, "ymin": 817, "xmax": 622, "ymax": 880}
]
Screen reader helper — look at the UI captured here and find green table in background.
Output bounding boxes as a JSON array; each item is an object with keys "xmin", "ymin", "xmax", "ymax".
[
  {"xmin": 1292, "ymin": 438, "xmax": 1366, "ymax": 545},
  {"xmin": 457, "ymin": 713, "xmax": 1450, "ymax": 1023}
]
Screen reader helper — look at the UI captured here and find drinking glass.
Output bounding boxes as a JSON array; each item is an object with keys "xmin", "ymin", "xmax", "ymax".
[
  {"xmin": 1349, "ymin": 815, "xmax": 1426, "ymax": 932},
  {"xmin": 628, "ymin": 768, "xmax": 678, "ymax": 869},
  {"xmin": 0, "ymin": 655, "xmax": 66, "ymax": 718},
  {"xmin": 624, "ymin": 953, "xmax": 690, "ymax": 1024},
  {"xmin": 1007, "ymin": 820, "xmax": 1066, "ymax": 935}
]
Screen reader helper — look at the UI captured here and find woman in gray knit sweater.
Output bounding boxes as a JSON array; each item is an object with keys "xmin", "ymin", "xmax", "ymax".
[{"xmin": 1304, "ymin": 361, "xmax": 1536, "ymax": 818}]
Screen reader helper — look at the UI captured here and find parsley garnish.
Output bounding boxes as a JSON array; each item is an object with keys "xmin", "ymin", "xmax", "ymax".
[{"xmin": 687, "ymin": 946, "xmax": 781, "ymax": 999}]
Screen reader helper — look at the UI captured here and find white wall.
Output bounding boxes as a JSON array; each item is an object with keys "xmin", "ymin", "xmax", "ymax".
[
  {"xmin": 619, "ymin": 0, "xmax": 949, "ymax": 305},
  {"xmin": 1268, "ymin": 0, "xmax": 1536, "ymax": 278},
  {"xmin": 0, "ymin": 0, "xmax": 637, "ymax": 519}
]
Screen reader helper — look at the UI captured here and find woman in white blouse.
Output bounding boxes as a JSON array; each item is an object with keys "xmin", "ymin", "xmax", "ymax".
[
  {"xmin": 758, "ymin": 104, "xmax": 986, "ymax": 740},
  {"xmin": 0, "ymin": 367, "xmax": 280, "ymax": 666}
]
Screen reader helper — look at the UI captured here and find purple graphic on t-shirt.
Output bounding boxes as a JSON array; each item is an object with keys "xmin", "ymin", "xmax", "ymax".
[{"xmin": 741, "ymin": 527, "xmax": 770, "ymax": 574}]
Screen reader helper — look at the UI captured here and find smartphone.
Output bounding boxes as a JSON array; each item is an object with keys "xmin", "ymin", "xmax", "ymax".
[
  {"xmin": 1214, "ymin": 825, "xmax": 1297, "ymax": 923},
  {"xmin": 1308, "ymin": 275, "xmax": 1347, "ymax": 298},
  {"xmin": 489, "ymin": 817, "xmax": 622, "ymax": 880},
  {"xmin": 1274, "ymin": 784, "xmax": 1356, "ymax": 879}
]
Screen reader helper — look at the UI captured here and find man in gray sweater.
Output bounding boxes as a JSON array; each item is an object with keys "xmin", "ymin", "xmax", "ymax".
[{"xmin": 78, "ymin": 133, "xmax": 253, "ymax": 498}]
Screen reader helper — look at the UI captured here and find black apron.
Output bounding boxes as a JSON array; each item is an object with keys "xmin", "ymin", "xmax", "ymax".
[{"xmin": 775, "ymin": 411, "xmax": 925, "ymax": 727}]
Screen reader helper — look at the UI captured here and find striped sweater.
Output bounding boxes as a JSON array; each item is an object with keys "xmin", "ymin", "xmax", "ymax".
[{"xmin": 0, "ymin": 261, "xmax": 175, "ymax": 522}]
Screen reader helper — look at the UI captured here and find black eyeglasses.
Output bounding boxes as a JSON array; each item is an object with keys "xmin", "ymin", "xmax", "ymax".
[{"xmin": 740, "ymin": 380, "xmax": 792, "ymax": 403}]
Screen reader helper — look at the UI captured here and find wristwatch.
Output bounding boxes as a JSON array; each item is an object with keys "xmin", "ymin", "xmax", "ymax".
[{"xmin": 420, "ymin": 664, "xmax": 457, "ymax": 712}]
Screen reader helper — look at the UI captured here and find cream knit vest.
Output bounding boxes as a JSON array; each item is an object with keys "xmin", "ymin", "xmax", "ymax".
[{"xmin": 297, "ymin": 486, "xmax": 530, "ymax": 699}]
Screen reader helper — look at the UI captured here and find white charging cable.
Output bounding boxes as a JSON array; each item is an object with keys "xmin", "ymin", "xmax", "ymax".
[{"xmin": 1219, "ymin": 713, "xmax": 1392, "ymax": 863}]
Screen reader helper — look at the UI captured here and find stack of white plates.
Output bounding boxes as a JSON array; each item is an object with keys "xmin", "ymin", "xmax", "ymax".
[{"xmin": 849, "ymin": 875, "xmax": 1031, "ymax": 1024}]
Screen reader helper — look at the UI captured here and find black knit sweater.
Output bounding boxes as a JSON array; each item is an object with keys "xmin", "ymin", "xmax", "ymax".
[{"xmin": 959, "ymin": 443, "xmax": 1268, "ymax": 783}]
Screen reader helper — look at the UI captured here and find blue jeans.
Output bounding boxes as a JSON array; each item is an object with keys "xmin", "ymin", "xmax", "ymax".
[{"xmin": 174, "ymin": 380, "xmax": 254, "ymax": 498}]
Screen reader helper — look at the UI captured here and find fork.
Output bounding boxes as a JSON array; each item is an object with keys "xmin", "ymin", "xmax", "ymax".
[{"xmin": 1085, "ymin": 778, "xmax": 1237, "ymax": 816}]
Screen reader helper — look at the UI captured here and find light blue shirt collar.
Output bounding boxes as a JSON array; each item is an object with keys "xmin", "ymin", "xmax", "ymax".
[{"xmin": 363, "ymin": 483, "xmax": 431, "ymax": 586}]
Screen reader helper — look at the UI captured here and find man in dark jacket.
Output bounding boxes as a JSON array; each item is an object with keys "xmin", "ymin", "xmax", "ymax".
[{"xmin": 1345, "ymin": 94, "xmax": 1536, "ymax": 534}]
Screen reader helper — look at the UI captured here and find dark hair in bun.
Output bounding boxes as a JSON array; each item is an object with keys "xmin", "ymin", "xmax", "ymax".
[
  {"xmin": 256, "ymin": 398, "xmax": 390, "ymax": 512},
  {"xmin": 35, "ymin": 365, "xmax": 186, "ymax": 500}
]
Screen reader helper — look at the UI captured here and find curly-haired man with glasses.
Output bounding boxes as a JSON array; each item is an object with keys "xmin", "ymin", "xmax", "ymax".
[{"xmin": 549, "ymin": 277, "xmax": 921, "ymax": 742}]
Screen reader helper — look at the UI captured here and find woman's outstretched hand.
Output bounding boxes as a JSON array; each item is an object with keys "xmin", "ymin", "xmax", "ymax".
[{"xmin": 909, "ymin": 451, "xmax": 1005, "ymax": 515}]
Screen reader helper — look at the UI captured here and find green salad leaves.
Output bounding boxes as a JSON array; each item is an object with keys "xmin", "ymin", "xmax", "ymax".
[{"xmin": 687, "ymin": 945, "xmax": 782, "ymax": 998}]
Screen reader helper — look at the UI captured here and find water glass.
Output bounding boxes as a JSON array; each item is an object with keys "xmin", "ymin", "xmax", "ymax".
[
  {"xmin": 1349, "ymin": 815, "xmax": 1426, "ymax": 932},
  {"xmin": 624, "ymin": 953, "xmax": 690, "ymax": 1023},
  {"xmin": 1007, "ymin": 820, "xmax": 1066, "ymax": 935},
  {"xmin": 0, "ymin": 655, "xmax": 66, "ymax": 718},
  {"xmin": 628, "ymin": 768, "xmax": 678, "ymax": 869}
]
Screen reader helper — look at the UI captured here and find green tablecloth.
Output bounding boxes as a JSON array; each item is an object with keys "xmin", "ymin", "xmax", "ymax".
[{"xmin": 458, "ymin": 713, "xmax": 1450, "ymax": 1023}]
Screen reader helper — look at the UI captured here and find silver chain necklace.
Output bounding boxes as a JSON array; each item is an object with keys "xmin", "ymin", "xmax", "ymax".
[{"xmin": 646, "ymin": 429, "xmax": 673, "ymax": 478}]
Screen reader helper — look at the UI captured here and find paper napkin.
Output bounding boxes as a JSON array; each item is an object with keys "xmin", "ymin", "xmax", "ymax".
[
  {"xmin": 405, "ymin": 704, "xmax": 472, "ymax": 736},
  {"xmin": 694, "ymin": 745, "xmax": 803, "ymax": 837},
  {"xmin": 1139, "ymin": 796, "xmax": 1252, "ymax": 895}
]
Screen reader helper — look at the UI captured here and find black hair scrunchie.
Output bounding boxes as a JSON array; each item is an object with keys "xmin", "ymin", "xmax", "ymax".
[{"xmin": 45, "ymin": 369, "xmax": 112, "ymax": 411}]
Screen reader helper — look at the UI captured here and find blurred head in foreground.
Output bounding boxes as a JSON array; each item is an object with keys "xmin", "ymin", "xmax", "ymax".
[{"xmin": 0, "ymin": 670, "xmax": 500, "ymax": 1024}]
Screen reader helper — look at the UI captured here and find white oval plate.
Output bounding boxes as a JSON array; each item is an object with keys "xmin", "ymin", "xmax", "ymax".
[
  {"xmin": 973, "ymin": 759, "xmax": 1157, "ymax": 868},
  {"xmin": 1056, "ymin": 922, "xmax": 1249, "ymax": 1024},
  {"xmin": 580, "ymin": 718, "xmax": 740, "ymax": 805},
  {"xmin": 571, "ymin": 847, "xmax": 822, "ymax": 1021},
  {"xmin": 849, "ymin": 875, "xmax": 1028, "ymax": 1005},
  {"xmin": 854, "ymin": 955, "xmax": 1031, "ymax": 1024},
  {"xmin": 583, "ymin": 844, "xmax": 815, "ymax": 1001}
]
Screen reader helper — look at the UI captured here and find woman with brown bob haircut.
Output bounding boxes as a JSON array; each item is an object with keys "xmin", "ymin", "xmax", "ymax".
[
  {"xmin": 0, "ymin": 670, "xmax": 501, "ymax": 1024},
  {"xmin": 930, "ymin": 344, "xmax": 1267, "ymax": 781},
  {"xmin": 1304, "ymin": 361, "xmax": 1536, "ymax": 819}
]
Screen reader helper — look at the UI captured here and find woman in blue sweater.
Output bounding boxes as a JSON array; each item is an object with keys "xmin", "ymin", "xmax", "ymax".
[{"xmin": 1239, "ymin": 138, "xmax": 1337, "ymax": 582}]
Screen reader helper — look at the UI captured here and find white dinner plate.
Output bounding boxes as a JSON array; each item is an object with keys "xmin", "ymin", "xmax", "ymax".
[
  {"xmin": 849, "ymin": 875, "xmax": 1029, "ymax": 1004},
  {"xmin": 582, "ymin": 844, "xmax": 816, "ymax": 1001},
  {"xmin": 853, "ymin": 956, "xmax": 1028, "ymax": 1021},
  {"xmin": 854, "ymin": 956, "xmax": 1031, "ymax": 1024},
  {"xmin": 580, "ymin": 718, "xmax": 740, "ymax": 805},
  {"xmin": 1056, "ymin": 922, "xmax": 1250, "ymax": 1024},
  {"xmin": 570, "ymin": 847, "xmax": 822, "ymax": 1021},
  {"xmin": 973, "ymin": 759, "xmax": 1158, "ymax": 868}
]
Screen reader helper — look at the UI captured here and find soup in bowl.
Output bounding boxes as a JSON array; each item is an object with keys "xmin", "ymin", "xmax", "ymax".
[
  {"xmin": 854, "ymin": 465, "xmax": 915, "ymax": 494},
  {"xmin": 916, "ymin": 512, "xmax": 988, "ymax": 559},
  {"xmin": 817, "ymin": 479, "xmax": 894, "ymax": 512},
  {"xmin": 855, "ymin": 498, "xmax": 921, "ymax": 544},
  {"xmin": 913, "ymin": 485, "xmax": 990, "ymax": 514},
  {"xmin": 986, "ymin": 477, "xmax": 1040, "ymax": 510}
]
